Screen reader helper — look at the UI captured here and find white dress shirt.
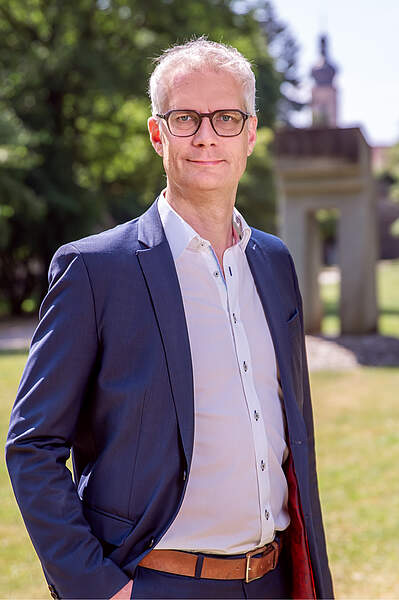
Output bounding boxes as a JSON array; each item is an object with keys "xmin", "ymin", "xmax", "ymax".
[{"xmin": 155, "ymin": 191, "xmax": 290, "ymax": 555}]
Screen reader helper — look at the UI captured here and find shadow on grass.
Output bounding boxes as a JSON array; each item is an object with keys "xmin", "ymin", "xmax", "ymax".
[
  {"xmin": 312, "ymin": 334, "xmax": 399, "ymax": 367},
  {"xmin": 324, "ymin": 303, "xmax": 399, "ymax": 318},
  {"xmin": 323, "ymin": 301, "xmax": 339, "ymax": 317},
  {"xmin": 379, "ymin": 307, "xmax": 399, "ymax": 317},
  {"xmin": 0, "ymin": 348, "xmax": 29, "ymax": 357}
]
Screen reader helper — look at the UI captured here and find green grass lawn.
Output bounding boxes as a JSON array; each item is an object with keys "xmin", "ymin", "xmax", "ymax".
[
  {"xmin": 1, "ymin": 352, "xmax": 399, "ymax": 598},
  {"xmin": 311, "ymin": 368, "xmax": 399, "ymax": 599},
  {"xmin": 0, "ymin": 351, "xmax": 49, "ymax": 599},
  {"xmin": 321, "ymin": 259, "xmax": 399, "ymax": 337}
]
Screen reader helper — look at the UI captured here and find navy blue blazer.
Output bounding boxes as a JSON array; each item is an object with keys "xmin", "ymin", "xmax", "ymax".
[{"xmin": 6, "ymin": 199, "xmax": 333, "ymax": 599}]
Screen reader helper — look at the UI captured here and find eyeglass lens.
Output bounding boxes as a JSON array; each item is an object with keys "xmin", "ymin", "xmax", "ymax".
[{"xmin": 168, "ymin": 110, "xmax": 245, "ymax": 136}]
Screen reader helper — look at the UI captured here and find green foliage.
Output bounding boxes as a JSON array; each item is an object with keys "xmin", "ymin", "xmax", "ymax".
[
  {"xmin": 390, "ymin": 218, "xmax": 399, "ymax": 238},
  {"xmin": 238, "ymin": 127, "xmax": 276, "ymax": 232},
  {"xmin": 232, "ymin": 0, "xmax": 303, "ymax": 124},
  {"xmin": 386, "ymin": 142, "xmax": 399, "ymax": 208},
  {"xmin": 316, "ymin": 208, "xmax": 339, "ymax": 243},
  {"xmin": 0, "ymin": 99, "xmax": 46, "ymax": 313},
  {"xmin": 0, "ymin": 0, "xmax": 297, "ymax": 314},
  {"xmin": 387, "ymin": 142, "xmax": 399, "ymax": 178}
]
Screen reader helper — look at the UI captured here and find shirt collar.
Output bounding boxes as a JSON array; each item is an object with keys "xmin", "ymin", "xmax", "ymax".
[
  {"xmin": 157, "ymin": 189, "xmax": 252, "ymax": 261},
  {"xmin": 232, "ymin": 209, "xmax": 251, "ymax": 250}
]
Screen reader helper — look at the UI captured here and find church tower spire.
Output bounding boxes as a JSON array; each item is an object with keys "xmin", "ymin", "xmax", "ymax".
[{"xmin": 310, "ymin": 34, "xmax": 338, "ymax": 126}]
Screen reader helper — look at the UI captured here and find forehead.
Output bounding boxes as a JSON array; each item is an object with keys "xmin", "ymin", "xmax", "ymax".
[{"xmin": 163, "ymin": 68, "xmax": 245, "ymax": 111}]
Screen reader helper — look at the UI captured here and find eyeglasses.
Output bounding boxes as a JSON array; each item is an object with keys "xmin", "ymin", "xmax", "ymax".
[{"xmin": 156, "ymin": 109, "xmax": 250, "ymax": 137}]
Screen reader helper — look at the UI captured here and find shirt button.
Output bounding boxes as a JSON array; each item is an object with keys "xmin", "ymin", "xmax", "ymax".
[
  {"xmin": 243, "ymin": 361, "xmax": 248, "ymax": 372},
  {"xmin": 260, "ymin": 460, "xmax": 265, "ymax": 471},
  {"xmin": 265, "ymin": 509, "xmax": 270, "ymax": 520},
  {"xmin": 213, "ymin": 270, "xmax": 219, "ymax": 278},
  {"xmin": 254, "ymin": 410, "xmax": 259, "ymax": 421},
  {"xmin": 232, "ymin": 313, "xmax": 237, "ymax": 324}
]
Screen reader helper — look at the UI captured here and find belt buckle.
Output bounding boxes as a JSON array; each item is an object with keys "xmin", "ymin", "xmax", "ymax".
[
  {"xmin": 245, "ymin": 548, "xmax": 263, "ymax": 583},
  {"xmin": 245, "ymin": 542, "xmax": 279, "ymax": 584}
]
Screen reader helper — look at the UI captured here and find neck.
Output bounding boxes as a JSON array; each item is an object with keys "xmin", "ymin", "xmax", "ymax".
[{"xmin": 165, "ymin": 183, "xmax": 237, "ymax": 263}]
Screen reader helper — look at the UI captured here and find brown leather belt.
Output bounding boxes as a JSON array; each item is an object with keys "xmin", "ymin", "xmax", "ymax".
[{"xmin": 139, "ymin": 538, "xmax": 283, "ymax": 583}]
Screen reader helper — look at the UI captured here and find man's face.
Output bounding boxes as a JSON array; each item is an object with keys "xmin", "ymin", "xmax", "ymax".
[{"xmin": 148, "ymin": 69, "xmax": 257, "ymax": 197}]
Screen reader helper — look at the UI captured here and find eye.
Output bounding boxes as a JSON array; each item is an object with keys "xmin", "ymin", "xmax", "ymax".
[
  {"xmin": 176, "ymin": 113, "xmax": 193, "ymax": 122},
  {"xmin": 215, "ymin": 111, "xmax": 241, "ymax": 123}
]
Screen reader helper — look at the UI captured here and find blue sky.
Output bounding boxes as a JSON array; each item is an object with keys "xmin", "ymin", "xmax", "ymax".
[{"xmin": 273, "ymin": 0, "xmax": 399, "ymax": 146}]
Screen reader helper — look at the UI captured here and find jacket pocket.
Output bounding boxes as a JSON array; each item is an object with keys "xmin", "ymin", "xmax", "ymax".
[
  {"xmin": 286, "ymin": 307, "xmax": 299, "ymax": 324},
  {"xmin": 83, "ymin": 503, "xmax": 136, "ymax": 547}
]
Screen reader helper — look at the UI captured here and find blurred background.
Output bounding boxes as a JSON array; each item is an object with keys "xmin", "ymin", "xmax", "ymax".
[{"xmin": 1, "ymin": 0, "xmax": 398, "ymax": 598}]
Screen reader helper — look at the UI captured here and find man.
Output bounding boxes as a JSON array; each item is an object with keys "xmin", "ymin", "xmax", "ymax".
[{"xmin": 6, "ymin": 39, "xmax": 333, "ymax": 599}]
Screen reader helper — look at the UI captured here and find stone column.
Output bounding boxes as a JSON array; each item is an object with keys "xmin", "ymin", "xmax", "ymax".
[
  {"xmin": 338, "ymin": 193, "xmax": 378, "ymax": 334},
  {"xmin": 280, "ymin": 198, "xmax": 322, "ymax": 332}
]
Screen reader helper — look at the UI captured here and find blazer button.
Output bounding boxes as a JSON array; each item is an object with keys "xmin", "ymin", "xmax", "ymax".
[{"xmin": 148, "ymin": 536, "xmax": 155, "ymax": 548}]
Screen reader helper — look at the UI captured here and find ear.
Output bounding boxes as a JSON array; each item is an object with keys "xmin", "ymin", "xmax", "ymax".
[
  {"xmin": 148, "ymin": 117, "xmax": 163, "ymax": 156},
  {"xmin": 247, "ymin": 115, "xmax": 258, "ymax": 157}
]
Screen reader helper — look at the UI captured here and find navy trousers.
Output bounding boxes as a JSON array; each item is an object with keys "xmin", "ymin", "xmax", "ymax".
[{"xmin": 130, "ymin": 546, "xmax": 291, "ymax": 599}]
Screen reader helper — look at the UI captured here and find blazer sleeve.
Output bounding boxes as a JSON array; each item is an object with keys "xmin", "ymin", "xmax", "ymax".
[
  {"xmin": 5, "ymin": 243, "xmax": 130, "ymax": 600},
  {"xmin": 287, "ymin": 252, "xmax": 334, "ymax": 599}
]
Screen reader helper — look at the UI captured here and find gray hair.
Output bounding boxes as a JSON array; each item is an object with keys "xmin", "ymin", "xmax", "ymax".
[{"xmin": 148, "ymin": 37, "xmax": 256, "ymax": 116}]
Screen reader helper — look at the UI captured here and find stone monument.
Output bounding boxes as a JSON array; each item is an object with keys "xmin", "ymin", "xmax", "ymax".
[{"xmin": 275, "ymin": 35, "xmax": 378, "ymax": 335}]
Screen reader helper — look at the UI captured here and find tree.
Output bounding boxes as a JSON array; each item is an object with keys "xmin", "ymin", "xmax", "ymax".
[
  {"xmin": 0, "ymin": 103, "xmax": 47, "ymax": 314},
  {"xmin": 232, "ymin": 0, "xmax": 303, "ymax": 125},
  {"xmin": 0, "ymin": 0, "xmax": 297, "ymax": 314}
]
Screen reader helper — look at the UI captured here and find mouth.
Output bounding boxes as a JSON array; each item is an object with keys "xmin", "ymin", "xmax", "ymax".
[{"xmin": 186, "ymin": 159, "xmax": 225, "ymax": 166}]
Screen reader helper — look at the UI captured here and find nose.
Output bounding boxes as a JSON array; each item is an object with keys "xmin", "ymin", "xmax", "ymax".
[{"xmin": 192, "ymin": 115, "xmax": 217, "ymax": 146}]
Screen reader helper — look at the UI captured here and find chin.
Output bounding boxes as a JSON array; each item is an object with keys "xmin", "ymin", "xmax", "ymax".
[{"xmin": 183, "ymin": 174, "xmax": 229, "ymax": 192}]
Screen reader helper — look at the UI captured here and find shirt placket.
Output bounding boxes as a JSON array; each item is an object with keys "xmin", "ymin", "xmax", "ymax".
[{"xmin": 204, "ymin": 242, "xmax": 276, "ymax": 546}]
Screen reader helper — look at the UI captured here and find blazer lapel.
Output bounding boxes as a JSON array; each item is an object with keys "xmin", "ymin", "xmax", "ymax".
[{"xmin": 136, "ymin": 201, "xmax": 194, "ymax": 468}]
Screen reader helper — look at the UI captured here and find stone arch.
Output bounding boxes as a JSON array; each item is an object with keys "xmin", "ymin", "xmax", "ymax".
[{"xmin": 275, "ymin": 127, "xmax": 378, "ymax": 334}]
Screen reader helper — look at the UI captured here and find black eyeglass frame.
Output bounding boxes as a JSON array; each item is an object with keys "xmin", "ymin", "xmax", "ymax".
[{"xmin": 156, "ymin": 109, "xmax": 251, "ymax": 137}]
